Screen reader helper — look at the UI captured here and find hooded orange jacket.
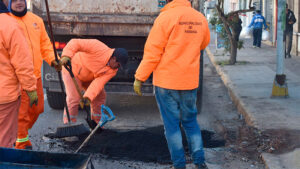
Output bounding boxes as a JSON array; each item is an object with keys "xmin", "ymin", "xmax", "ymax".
[
  {"xmin": 10, "ymin": 12, "xmax": 55, "ymax": 78},
  {"xmin": 135, "ymin": 0, "xmax": 210, "ymax": 90},
  {"xmin": 62, "ymin": 39, "xmax": 117, "ymax": 101},
  {"xmin": 0, "ymin": 13, "xmax": 36, "ymax": 104}
]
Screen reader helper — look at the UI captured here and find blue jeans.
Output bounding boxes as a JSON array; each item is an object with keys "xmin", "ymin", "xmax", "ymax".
[
  {"xmin": 155, "ymin": 86, "xmax": 205, "ymax": 168},
  {"xmin": 253, "ymin": 28, "xmax": 262, "ymax": 47}
]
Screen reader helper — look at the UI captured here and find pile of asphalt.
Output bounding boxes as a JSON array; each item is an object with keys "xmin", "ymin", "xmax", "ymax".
[{"xmin": 69, "ymin": 126, "xmax": 225, "ymax": 163}]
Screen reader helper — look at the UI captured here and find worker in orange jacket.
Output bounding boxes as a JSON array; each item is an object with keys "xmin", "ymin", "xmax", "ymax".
[
  {"xmin": 134, "ymin": 0, "xmax": 210, "ymax": 168},
  {"xmin": 3, "ymin": 0, "xmax": 61, "ymax": 149},
  {"xmin": 60, "ymin": 39, "xmax": 128, "ymax": 126},
  {"xmin": 0, "ymin": 0, "xmax": 37, "ymax": 148}
]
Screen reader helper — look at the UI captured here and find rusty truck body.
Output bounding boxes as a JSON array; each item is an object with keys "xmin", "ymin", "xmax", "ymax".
[{"xmin": 31, "ymin": 0, "xmax": 201, "ymax": 109}]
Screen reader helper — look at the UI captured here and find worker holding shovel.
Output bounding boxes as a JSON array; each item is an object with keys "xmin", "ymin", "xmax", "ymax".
[
  {"xmin": 0, "ymin": 0, "xmax": 37, "ymax": 148},
  {"xmin": 3, "ymin": 0, "xmax": 61, "ymax": 149},
  {"xmin": 60, "ymin": 39, "xmax": 128, "ymax": 127}
]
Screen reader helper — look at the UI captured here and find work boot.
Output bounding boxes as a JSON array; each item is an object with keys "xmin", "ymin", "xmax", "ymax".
[
  {"xmin": 195, "ymin": 163, "xmax": 208, "ymax": 169},
  {"xmin": 86, "ymin": 118, "xmax": 103, "ymax": 133},
  {"xmin": 15, "ymin": 140, "xmax": 32, "ymax": 149},
  {"xmin": 86, "ymin": 118, "xmax": 97, "ymax": 130}
]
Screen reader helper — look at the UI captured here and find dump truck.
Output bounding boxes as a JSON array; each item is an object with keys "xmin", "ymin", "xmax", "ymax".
[{"xmin": 30, "ymin": 0, "xmax": 203, "ymax": 109}]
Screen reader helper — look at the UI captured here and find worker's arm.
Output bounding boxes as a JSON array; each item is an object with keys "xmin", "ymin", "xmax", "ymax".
[
  {"xmin": 135, "ymin": 14, "xmax": 171, "ymax": 82},
  {"xmin": 290, "ymin": 11, "xmax": 297, "ymax": 23},
  {"xmin": 39, "ymin": 18, "xmax": 55, "ymax": 65},
  {"xmin": 8, "ymin": 24, "xmax": 36, "ymax": 91},
  {"xmin": 248, "ymin": 16, "xmax": 255, "ymax": 27},
  {"xmin": 83, "ymin": 69, "xmax": 117, "ymax": 101},
  {"xmin": 200, "ymin": 18, "xmax": 211, "ymax": 50},
  {"xmin": 263, "ymin": 17, "xmax": 268, "ymax": 30}
]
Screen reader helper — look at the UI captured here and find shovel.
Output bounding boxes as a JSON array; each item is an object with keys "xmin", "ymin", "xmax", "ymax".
[{"xmin": 75, "ymin": 105, "xmax": 115, "ymax": 153}]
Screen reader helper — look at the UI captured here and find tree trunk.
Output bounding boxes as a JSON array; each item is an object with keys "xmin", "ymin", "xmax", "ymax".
[
  {"xmin": 215, "ymin": 0, "xmax": 254, "ymax": 65},
  {"xmin": 230, "ymin": 39, "xmax": 238, "ymax": 64}
]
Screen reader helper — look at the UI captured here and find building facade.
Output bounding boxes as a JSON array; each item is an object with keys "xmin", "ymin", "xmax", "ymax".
[
  {"xmin": 237, "ymin": 0, "xmax": 300, "ymax": 56},
  {"xmin": 204, "ymin": 0, "xmax": 300, "ymax": 57}
]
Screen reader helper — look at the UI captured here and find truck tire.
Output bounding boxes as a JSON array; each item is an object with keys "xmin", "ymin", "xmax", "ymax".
[{"xmin": 46, "ymin": 90, "xmax": 66, "ymax": 110}]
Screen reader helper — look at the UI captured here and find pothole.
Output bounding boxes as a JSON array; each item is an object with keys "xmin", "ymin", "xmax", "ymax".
[{"xmin": 66, "ymin": 125, "xmax": 225, "ymax": 164}]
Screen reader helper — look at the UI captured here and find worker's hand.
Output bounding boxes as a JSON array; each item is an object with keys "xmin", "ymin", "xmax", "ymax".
[
  {"xmin": 26, "ymin": 90, "xmax": 38, "ymax": 107},
  {"xmin": 60, "ymin": 56, "xmax": 71, "ymax": 66},
  {"xmin": 51, "ymin": 60, "xmax": 62, "ymax": 72},
  {"xmin": 79, "ymin": 97, "xmax": 91, "ymax": 109},
  {"xmin": 133, "ymin": 79, "xmax": 143, "ymax": 96}
]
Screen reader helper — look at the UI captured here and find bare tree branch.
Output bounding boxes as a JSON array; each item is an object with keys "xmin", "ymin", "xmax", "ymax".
[
  {"xmin": 249, "ymin": 0, "xmax": 253, "ymax": 9},
  {"xmin": 215, "ymin": 5, "xmax": 233, "ymax": 41},
  {"xmin": 227, "ymin": 8, "xmax": 255, "ymax": 17},
  {"xmin": 217, "ymin": 0, "xmax": 224, "ymax": 12},
  {"xmin": 227, "ymin": 0, "xmax": 255, "ymax": 17},
  {"xmin": 214, "ymin": 0, "xmax": 255, "ymax": 64}
]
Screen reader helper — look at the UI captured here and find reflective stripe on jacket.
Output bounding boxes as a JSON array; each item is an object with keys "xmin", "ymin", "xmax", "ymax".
[
  {"xmin": 0, "ymin": 13, "xmax": 36, "ymax": 104},
  {"xmin": 135, "ymin": 0, "xmax": 210, "ymax": 90},
  {"xmin": 10, "ymin": 12, "xmax": 55, "ymax": 78},
  {"xmin": 62, "ymin": 39, "xmax": 117, "ymax": 101}
]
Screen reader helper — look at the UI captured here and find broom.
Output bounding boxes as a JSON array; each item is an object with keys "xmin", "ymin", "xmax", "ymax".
[{"xmin": 44, "ymin": 0, "xmax": 89, "ymax": 138}]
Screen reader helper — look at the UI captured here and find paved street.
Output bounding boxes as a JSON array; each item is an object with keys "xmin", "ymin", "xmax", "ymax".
[
  {"xmin": 27, "ymin": 52, "xmax": 265, "ymax": 169},
  {"xmin": 206, "ymin": 32, "xmax": 300, "ymax": 169}
]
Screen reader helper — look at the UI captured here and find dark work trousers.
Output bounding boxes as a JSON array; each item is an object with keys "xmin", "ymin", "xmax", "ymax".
[
  {"xmin": 285, "ymin": 31, "xmax": 293, "ymax": 57},
  {"xmin": 234, "ymin": 29, "xmax": 242, "ymax": 42},
  {"xmin": 253, "ymin": 28, "xmax": 262, "ymax": 47}
]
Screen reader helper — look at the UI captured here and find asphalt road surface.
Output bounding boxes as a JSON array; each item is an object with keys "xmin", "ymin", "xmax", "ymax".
[{"xmin": 28, "ymin": 53, "xmax": 265, "ymax": 169}]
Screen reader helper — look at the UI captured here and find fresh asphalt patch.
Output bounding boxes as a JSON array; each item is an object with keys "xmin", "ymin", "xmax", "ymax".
[{"xmin": 64, "ymin": 125, "xmax": 225, "ymax": 164}]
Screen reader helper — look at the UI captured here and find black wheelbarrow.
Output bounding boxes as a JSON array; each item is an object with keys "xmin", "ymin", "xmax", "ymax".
[{"xmin": 0, "ymin": 147, "xmax": 92, "ymax": 169}]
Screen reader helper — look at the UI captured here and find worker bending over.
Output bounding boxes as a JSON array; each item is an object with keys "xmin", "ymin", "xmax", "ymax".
[{"xmin": 60, "ymin": 39, "xmax": 128, "ymax": 127}]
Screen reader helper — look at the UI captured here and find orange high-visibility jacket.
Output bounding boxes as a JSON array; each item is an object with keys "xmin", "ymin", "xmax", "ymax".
[
  {"xmin": 0, "ymin": 13, "xmax": 36, "ymax": 104},
  {"xmin": 62, "ymin": 39, "xmax": 117, "ymax": 101},
  {"xmin": 135, "ymin": 0, "xmax": 210, "ymax": 90},
  {"xmin": 10, "ymin": 12, "xmax": 55, "ymax": 78}
]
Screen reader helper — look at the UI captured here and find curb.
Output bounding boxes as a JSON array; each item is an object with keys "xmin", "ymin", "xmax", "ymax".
[
  {"xmin": 205, "ymin": 47, "xmax": 258, "ymax": 129},
  {"xmin": 205, "ymin": 47, "xmax": 270, "ymax": 168},
  {"xmin": 261, "ymin": 153, "xmax": 282, "ymax": 169}
]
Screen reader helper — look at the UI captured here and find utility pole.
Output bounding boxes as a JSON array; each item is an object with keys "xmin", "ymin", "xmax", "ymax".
[
  {"xmin": 199, "ymin": 0, "xmax": 205, "ymax": 13},
  {"xmin": 271, "ymin": 0, "xmax": 288, "ymax": 97}
]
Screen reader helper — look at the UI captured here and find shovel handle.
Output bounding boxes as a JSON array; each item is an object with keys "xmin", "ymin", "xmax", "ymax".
[
  {"xmin": 44, "ymin": 0, "xmax": 59, "ymax": 62},
  {"xmin": 75, "ymin": 105, "xmax": 115, "ymax": 153},
  {"xmin": 45, "ymin": 0, "xmax": 73, "ymax": 123},
  {"xmin": 71, "ymin": 78, "xmax": 84, "ymax": 99},
  {"xmin": 64, "ymin": 61, "xmax": 84, "ymax": 99}
]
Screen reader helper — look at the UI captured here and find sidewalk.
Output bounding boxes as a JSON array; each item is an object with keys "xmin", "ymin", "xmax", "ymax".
[{"xmin": 206, "ymin": 33, "xmax": 300, "ymax": 169}]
